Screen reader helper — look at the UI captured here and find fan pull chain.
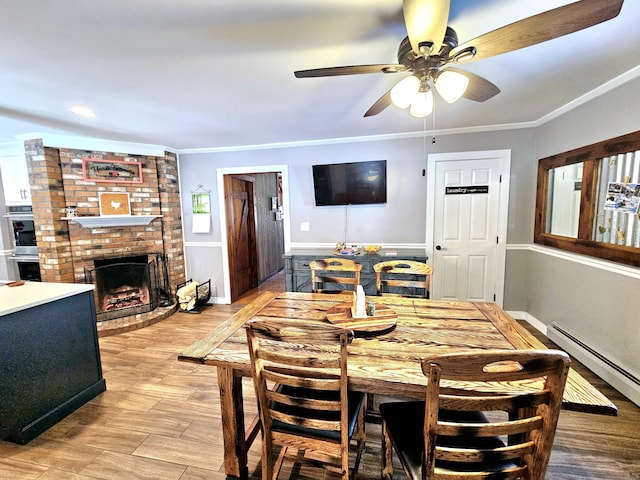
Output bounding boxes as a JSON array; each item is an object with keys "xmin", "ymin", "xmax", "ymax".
[{"xmin": 423, "ymin": 114, "xmax": 428, "ymax": 170}]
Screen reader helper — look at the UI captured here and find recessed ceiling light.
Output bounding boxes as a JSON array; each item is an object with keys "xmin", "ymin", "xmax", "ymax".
[{"xmin": 69, "ymin": 105, "xmax": 96, "ymax": 117}]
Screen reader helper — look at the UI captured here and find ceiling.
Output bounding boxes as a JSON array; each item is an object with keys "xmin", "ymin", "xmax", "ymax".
[{"xmin": 1, "ymin": 1, "xmax": 639, "ymax": 152}]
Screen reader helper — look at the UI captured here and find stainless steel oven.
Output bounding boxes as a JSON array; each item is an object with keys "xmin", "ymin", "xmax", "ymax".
[
  {"xmin": 5, "ymin": 205, "xmax": 41, "ymax": 281},
  {"xmin": 7, "ymin": 205, "xmax": 37, "ymax": 255}
]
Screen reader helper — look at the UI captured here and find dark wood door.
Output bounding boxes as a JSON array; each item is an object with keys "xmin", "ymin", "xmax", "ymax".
[{"xmin": 225, "ymin": 174, "xmax": 258, "ymax": 302}]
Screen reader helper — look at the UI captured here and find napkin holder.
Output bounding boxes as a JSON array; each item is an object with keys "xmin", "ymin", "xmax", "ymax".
[{"xmin": 351, "ymin": 285, "xmax": 367, "ymax": 319}]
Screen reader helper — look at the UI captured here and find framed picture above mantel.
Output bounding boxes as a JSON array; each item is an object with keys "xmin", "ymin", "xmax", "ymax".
[
  {"xmin": 99, "ymin": 192, "xmax": 131, "ymax": 216},
  {"xmin": 83, "ymin": 158, "xmax": 143, "ymax": 184}
]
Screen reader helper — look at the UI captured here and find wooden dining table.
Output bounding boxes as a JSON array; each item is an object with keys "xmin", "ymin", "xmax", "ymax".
[{"xmin": 178, "ymin": 291, "xmax": 617, "ymax": 479}]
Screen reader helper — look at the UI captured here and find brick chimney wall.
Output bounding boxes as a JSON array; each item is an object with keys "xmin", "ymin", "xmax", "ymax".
[{"xmin": 25, "ymin": 139, "xmax": 185, "ymax": 292}]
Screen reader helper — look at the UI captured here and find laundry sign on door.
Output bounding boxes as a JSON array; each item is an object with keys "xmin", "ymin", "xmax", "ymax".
[{"xmin": 445, "ymin": 185, "xmax": 489, "ymax": 195}]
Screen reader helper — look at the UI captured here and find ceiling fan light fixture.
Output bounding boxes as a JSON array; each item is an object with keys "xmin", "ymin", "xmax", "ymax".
[
  {"xmin": 69, "ymin": 105, "xmax": 96, "ymax": 117},
  {"xmin": 409, "ymin": 89, "xmax": 433, "ymax": 118},
  {"xmin": 435, "ymin": 70, "xmax": 469, "ymax": 103},
  {"xmin": 390, "ymin": 75, "xmax": 420, "ymax": 109},
  {"xmin": 403, "ymin": 0, "xmax": 449, "ymax": 55}
]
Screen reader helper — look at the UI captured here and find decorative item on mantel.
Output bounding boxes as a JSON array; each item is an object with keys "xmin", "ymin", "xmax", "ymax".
[
  {"xmin": 61, "ymin": 191, "xmax": 162, "ymax": 227},
  {"xmin": 99, "ymin": 192, "xmax": 131, "ymax": 216}
]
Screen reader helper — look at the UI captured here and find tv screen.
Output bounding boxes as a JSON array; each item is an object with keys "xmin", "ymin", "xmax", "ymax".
[{"xmin": 312, "ymin": 160, "xmax": 387, "ymax": 206}]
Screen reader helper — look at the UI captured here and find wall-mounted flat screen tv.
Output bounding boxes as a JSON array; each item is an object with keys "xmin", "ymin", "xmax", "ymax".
[{"xmin": 312, "ymin": 160, "xmax": 387, "ymax": 206}]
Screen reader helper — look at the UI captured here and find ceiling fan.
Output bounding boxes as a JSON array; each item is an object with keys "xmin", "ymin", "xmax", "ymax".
[{"xmin": 294, "ymin": 0, "xmax": 624, "ymax": 118}]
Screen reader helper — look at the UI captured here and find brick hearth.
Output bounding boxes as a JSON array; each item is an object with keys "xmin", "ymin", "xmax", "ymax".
[{"xmin": 96, "ymin": 303, "xmax": 178, "ymax": 337}]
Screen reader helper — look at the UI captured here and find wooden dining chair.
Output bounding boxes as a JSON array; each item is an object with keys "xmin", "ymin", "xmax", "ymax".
[
  {"xmin": 245, "ymin": 319, "xmax": 366, "ymax": 480},
  {"xmin": 380, "ymin": 349, "xmax": 570, "ymax": 480},
  {"xmin": 309, "ymin": 258, "xmax": 362, "ymax": 293},
  {"xmin": 373, "ymin": 260, "xmax": 433, "ymax": 298}
]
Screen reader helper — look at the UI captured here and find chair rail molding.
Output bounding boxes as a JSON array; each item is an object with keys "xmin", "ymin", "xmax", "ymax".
[{"xmin": 507, "ymin": 243, "xmax": 640, "ymax": 280}]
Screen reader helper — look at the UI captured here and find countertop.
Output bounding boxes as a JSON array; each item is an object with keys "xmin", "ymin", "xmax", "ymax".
[{"xmin": 0, "ymin": 281, "xmax": 95, "ymax": 316}]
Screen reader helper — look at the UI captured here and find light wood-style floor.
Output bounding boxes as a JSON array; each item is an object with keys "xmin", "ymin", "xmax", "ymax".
[{"xmin": 2, "ymin": 272, "xmax": 639, "ymax": 479}]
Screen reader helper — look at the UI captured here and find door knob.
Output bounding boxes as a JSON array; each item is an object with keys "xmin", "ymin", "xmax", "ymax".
[{"xmin": 435, "ymin": 245, "xmax": 442, "ymax": 250}]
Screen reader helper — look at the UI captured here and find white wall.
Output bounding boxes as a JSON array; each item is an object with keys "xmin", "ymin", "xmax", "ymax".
[{"xmin": 0, "ymin": 165, "xmax": 19, "ymax": 281}]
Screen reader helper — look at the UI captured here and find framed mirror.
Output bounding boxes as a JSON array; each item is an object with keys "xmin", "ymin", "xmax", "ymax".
[
  {"xmin": 546, "ymin": 162, "xmax": 583, "ymax": 238},
  {"xmin": 534, "ymin": 130, "xmax": 640, "ymax": 267}
]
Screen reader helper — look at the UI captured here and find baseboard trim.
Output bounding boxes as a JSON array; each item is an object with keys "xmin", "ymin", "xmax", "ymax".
[{"xmin": 513, "ymin": 311, "xmax": 640, "ymax": 408}]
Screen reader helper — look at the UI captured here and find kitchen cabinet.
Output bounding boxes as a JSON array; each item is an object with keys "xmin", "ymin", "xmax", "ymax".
[
  {"xmin": 0, "ymin": 282, "xmax": 106, "ymax": 444},
  {"xmin": 0, "ymin": 155, "xmax": 31, "ymax": 205}
]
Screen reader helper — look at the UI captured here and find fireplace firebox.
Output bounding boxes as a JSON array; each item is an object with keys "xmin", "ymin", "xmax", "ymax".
[{"xmin": 85, "ymin": 255, "xmax": 167, "ymax": 321}]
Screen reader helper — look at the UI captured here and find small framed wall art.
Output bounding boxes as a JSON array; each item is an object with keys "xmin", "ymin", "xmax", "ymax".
[
  {"xmin": 83, "ymin": 158, "xmax": 143, "ymax": 183},
  {"xmin": 99, "ymin": 192, "xmax": 131, "ymax": 216},
  {"xmin": 192, "ymin": 192, "xmax": 211, "ymax": 214}
]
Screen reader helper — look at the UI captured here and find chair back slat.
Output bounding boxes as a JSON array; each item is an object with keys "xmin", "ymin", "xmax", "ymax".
[
  {"xmin": 435, "ymin": 441, "xmax": 535, "ymax": 463},
  {"xmin": 268, "ymin": 389, "xmax": 342, "ymax": 412},
  {"xmin": 438, "ymin": 391, "xmax": 552, "ymax": 413},
  {"xmin": 437, "ymin": 415, "xmax": 543, "ymax": 437},
  {"xmin": 263, "ymin": 369, "xmax": 342, "ymax": 392}
]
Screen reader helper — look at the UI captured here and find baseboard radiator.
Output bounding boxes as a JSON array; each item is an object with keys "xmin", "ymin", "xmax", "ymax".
[{"xmin": 548, "ymin": 322, "xmax": 640, "ymax": 407}]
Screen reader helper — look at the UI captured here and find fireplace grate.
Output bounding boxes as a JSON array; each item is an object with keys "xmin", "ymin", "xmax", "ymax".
[{"xmin": 85, "ymin": 254, "xmax": 170, "ymax": 322}]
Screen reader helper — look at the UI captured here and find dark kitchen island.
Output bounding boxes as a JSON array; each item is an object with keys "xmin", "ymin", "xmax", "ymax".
[{"xmin": 0, "ymin": 281, "xmax": 106, "ymax": 444}]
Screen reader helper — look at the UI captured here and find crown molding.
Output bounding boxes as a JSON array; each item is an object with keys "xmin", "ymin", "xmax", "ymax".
[
  {"xmin": 175, "ymin": 121, "xmax": 535, "ymax": 155},
  {"xmin": 9, "ymin": 133, "xmax": 174, "ymax": 157},
  {"xmin": 535, "ymin": 65, "xmax": 640, "ymax": 126}
]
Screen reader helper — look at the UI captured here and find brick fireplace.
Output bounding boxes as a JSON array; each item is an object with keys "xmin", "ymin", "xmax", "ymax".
[{"xmin": 24, "ymin": 139, "xmax": 186, "ymax": 334}]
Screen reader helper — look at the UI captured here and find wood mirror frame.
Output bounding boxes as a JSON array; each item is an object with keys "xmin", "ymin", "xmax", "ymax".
[{"xmin": 534, "ymin": 130, "xmax": 640, "ymax": 267}]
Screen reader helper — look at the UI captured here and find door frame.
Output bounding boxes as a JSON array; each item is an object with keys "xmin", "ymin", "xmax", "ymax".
[
  {"xmin": 425, "ymin": 150, "xmax": 511, "ymax": 305},
  {"xmin": 217, "ymin": 165, "xmax": 291, "ymax": 304}
]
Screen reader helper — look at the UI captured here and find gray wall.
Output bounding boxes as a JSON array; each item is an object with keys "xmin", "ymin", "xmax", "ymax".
[
  {"xmin": 179, "ymin": 129, "xmax": 536, "ymax": 302},
  {"xmin": 526, "ymin": 76, "xmax": 640, "ymax": 386}
]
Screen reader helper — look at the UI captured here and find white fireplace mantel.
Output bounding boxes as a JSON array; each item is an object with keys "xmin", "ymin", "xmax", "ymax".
[{"xmin": 62, "ymin": 215, "xmax": 162, "ymax": 228}]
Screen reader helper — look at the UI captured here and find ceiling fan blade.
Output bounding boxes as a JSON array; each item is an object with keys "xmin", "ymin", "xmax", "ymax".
[
  {"xmin": 445, "ymin": 68, "xmax": 500, "ymax": 102},
  {"xmin": 364, "ymin": 89, "xmax": 393, "ymax": 117},
  {"xmin": 450, "ymin": 0, "xmax": 624, "ymax": 63},
  {"xmin": 294, "ymin": 64, "xmax": 405, "ymax": 78},
  {"xmin": 403, "ymin": 0, "xmax": 450, "ymax": 55}
]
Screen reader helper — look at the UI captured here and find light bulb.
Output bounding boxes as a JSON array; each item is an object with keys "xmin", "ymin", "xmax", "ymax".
[
  {"xmin": 69, "ymin": 105, "xmax": 96, "ymax": 117},
  {"xmin": 390, "ymin": 76, "xmax": 420, "ymax": 109},
  {"xmin": 410, "ymin": 89, "xmax": 434, "ymax": 117},
  {"xmin": 435, "ymin": 70, "xmax": 469, "ymax": 103}
]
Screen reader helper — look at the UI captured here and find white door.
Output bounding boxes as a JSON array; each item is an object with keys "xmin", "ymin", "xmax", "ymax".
[{"xmin": 426, "ymin": 151, "xmax": 510, "ymax": 305}]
